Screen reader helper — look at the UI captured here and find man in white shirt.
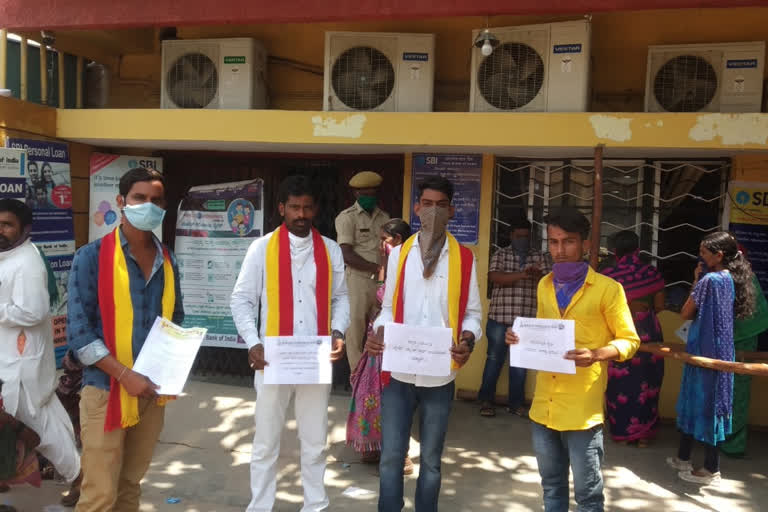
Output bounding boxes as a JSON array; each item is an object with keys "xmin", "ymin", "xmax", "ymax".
[
  {"xmin": 0, "ymin": 199, "xmax": 81, "ymax": 504},
  {"xmin": 366, "ymin": 176, "xmax": 482, "ymax": 512},
  {"xmin": 231, "ymin": 175, "xmax": 350, "ymax": 512}
]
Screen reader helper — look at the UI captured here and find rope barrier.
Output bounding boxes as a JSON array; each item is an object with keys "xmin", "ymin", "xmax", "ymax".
[{"xmin": 638, "ymin": 343, "xmax": 768, "ymax": 377}]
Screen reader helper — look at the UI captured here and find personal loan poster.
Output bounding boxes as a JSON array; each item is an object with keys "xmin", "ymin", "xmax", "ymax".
[
  {"xmin": 89, "ymin": 153, "xmax": 164, "ymax": 242},
  {"xmin": 411, "ymin": 154, "xmax": 482, "ymax": 244},
  {"xmin": 175, "ymin": 179, "xmax": 264, "ymax": 348},
  {"xmin": 0, "ymin": 147, "xmax": 26, "ymax": 198},
  {"xmin": 728, "ymin": 181, "xmax": 768, "ymax": 295},
  {"xmin": 5, "ymin": 138, "xmax": 75, "ymax": 364}
]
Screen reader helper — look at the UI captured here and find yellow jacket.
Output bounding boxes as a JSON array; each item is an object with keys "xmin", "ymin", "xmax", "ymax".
[{"xmin": 530, "ymin": 267, "xmax": 641, "ymax": 431}]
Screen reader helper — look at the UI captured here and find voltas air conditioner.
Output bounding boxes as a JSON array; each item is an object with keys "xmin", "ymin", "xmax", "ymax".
[
  {"xmin": 161, "ymin": 38, "xmax": 268, "ymax": 109},
  {"xmin": 645, "ymin": 41, "xmax": 766, "ymax": 113},
  {"xmin": 323, "ymin": 31, "xmax": 435, "ymax": 112},
  {"xmin": 470, "ymin": 20, "xmax": 591, "ymax": 112}
]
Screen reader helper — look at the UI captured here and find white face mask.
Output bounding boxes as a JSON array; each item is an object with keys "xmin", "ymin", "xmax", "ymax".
[{"xmin": 123, "ymin": 201, "xmax": 166, "ymax": 231}]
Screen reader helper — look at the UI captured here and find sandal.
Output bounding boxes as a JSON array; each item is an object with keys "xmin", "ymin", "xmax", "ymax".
[
  {"xmin": 479, "ymin": 401, "xmax": 496, "ymax": 417},
  {"xmin": 507, "ymin": 405, "xmax": 529, "ymax": 418},
  {"xmin": 403, "ymin": 456, "xmax": 415, "ymax": 476}
]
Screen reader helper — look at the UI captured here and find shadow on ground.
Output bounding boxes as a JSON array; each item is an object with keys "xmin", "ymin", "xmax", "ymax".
[{"xmin": 4, "ymin": 379, "xmax": 766, "ymax": 511}]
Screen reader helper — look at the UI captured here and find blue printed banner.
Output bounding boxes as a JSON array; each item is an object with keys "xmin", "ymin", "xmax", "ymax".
[
  {"xmin": 411, "ymin": 154, "xmax": 482, "ymax": 244},
  {"xmin": 6, "ymin": 138, "xmax": 75, "ymax": 365}
]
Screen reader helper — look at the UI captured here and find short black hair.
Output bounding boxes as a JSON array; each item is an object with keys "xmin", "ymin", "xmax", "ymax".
[
  {"xmin": 119, "ymin": 167, "xmax": 166, "ymax": 197},
  {"xmin": 417, "ymin": 176, "xmax": 454, "ymax": 202},
  {"xmin": 509, "ymin": 216, "xmax": 532, "ymax": 231},
  {"xmin": 381, "ymin": 218, "xmax": 411, "ymax": 241},
  {"xmin": 545, "ymin": 207, "xmax": 591, "ymax": 240},
  {"xmin": 609, "ymin": 230, "xmax": 639, "ymax": 259},
  {"xmin": 0, "ymin": 198, "xmax": 33, "ymax": 229},
  {"xmin": 278, "ymin": 175, "xmax": 316, "ymax": 204}
]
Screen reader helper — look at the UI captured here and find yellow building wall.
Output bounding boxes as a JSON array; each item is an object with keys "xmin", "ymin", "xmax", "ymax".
[{"xmin": 104, "ymin": 7, "xmax": 768, "ymax": 111}]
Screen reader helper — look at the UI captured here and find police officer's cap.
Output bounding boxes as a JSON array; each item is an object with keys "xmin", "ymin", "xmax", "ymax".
[{"xmin": 349, "ymin": 171, "xmax": 383, "ymax": 189}]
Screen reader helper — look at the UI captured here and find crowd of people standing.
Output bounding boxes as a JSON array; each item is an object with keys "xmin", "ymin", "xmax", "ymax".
[{"xmin": 0, "ymin": 166, "xmax": 765, "ymax": 512}]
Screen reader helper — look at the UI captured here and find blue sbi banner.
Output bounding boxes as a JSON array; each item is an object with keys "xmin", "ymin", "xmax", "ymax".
[
  {"xmin": 6, "ymin": 138, "xmax": 76, "ymax": 365},
  {"xmin": 411, "ymin": 154, "xmax": 482, "ymax": 244}
]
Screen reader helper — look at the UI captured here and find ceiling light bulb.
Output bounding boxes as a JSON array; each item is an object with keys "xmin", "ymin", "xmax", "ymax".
[{"xmin": 481, "ymin": 39, "xmax": 494, "ymax": 56}]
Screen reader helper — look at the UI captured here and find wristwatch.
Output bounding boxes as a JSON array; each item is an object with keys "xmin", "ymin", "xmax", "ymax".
[{"xmin": 332, "ymin": 330, "xmax": 345, "ymax": 342}]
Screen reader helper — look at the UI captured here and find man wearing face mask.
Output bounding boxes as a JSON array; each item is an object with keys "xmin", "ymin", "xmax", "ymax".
[
  {"xmin": 506, "ymin": 208, "xmax": 639, "ymax": 512},
  {"xmin": 478, "ymin": 216, "xmax": 552, "ymax": 418},
  {"xmin": 367, "ymin": 176, "xmax": 482, "ymax": 512},
  {"xmin": 0, "ymin": 199, "xmax": 81, "ymax": 504},
  {"xmin": 335, "ymin": 171, "xmax": 390, "ymax": 373},
  {"xmin": 67, "ymin": 168, "xmax": 184, "ymax": 512}
]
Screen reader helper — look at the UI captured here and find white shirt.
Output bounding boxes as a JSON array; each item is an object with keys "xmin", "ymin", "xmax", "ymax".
[
  {"xmin": 0, "ymin": 239, "xmax": 56, "ymax": 416},
  {"xmin": 373, "ymin": 234, "xmax": 483, "ymax": 387},
  {"xmin": 230, "ymin": 228, "xmax": 350, "ymax": 349}
]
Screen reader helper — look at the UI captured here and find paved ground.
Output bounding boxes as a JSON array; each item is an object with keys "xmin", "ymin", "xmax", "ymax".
[{"xmin": 3, "ymin": 379, "xmax": 767, "ymax": 511}]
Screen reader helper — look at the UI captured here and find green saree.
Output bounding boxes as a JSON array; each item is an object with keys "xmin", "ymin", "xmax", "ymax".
[{"xmin": 720, "ymin": 276, "xmax": 768, "ymax": 456}]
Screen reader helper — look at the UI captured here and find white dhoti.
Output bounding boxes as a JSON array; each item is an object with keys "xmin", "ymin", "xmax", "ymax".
[
  {"xmin": 14, "ymin": 384, "xmax": 81, "ymax": 482},
  {"xmin": 248, "ymin": 371, "xmax": 331, "ymax": 512}
]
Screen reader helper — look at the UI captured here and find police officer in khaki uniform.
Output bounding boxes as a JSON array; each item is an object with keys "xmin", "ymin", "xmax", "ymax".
[{"xmin": 335, "ymin": 171, "xmax": 390, "ymax": 372}]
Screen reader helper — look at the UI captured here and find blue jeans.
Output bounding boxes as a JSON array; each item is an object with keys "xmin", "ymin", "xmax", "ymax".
[
  {"xmin": 478, "ymin": 318, "xmax": 527, "ymax": 409},
  {"xmin": 379, "ymin": 378, "xmax": 455, "ymax": 512},
  {"xmin": 531, "ymin": 422, "xmax": 605, "ymax": 512}
]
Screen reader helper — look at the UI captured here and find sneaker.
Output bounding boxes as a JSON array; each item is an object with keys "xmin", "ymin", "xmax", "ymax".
[
  {"xmin": 666, "ymin": 456, "xmax": 693, "ymax": 472},
  {"xmin": 678, "ymin": 469, "xmax": 721, "ymax": 485}
]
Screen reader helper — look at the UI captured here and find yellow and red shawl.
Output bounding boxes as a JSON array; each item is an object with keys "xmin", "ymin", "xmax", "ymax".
[
  {"xmin": 265, "ymin": 225, "xmax": 332, "ymax": 336},
  {"xmin": 383, "ymin": 233, "xmax": 473, "ymax": 384},
  {"xmin": 98, "ymin": 228, "xmax": 175, "ymax": 432}
]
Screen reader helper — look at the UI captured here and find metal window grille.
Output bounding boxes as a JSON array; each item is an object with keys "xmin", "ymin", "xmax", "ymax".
[{"xmin": 492, "ymin": 159, "xmax": 730, "ymax": 309}]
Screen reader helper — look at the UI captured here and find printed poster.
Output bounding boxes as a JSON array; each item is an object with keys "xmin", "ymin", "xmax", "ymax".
[
  {"xmin": 89, "ymin": 153, "xmax": 164, "ymax": 242},
  {"xmin": 6, "ymin": 138, "xmax": 75, "ymax": 364},
  {"xmin": 411, "ymin": 154, "xmax": 482, "ymax": 244},
  {"xmin": 728, "ymin": 181, "xmax": 768, "ymax": 295},
  {"xmin": 175, "ymin": 179, "xmax": 264, "ymax": 348},
  {"xmin": 0, "ymin": 147, "xmax": 27, "ymax": 199}
]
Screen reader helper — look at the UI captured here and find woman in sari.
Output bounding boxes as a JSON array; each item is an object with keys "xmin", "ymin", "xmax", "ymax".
[
  {"xmin": 346, "ymin": 219, "xmax": 411, "ymax": 466},
  {"xmin": 667, "ymin": 232, "xmax": 757, "ymax": 484},
  {"xmin": 601, "ymin": 231, "xmax": 665, "ymax": 446},
  {"xmin": 0, "ymin": 379, "xmax": 42, "ymax": 496},
  {"xmin": 720, "ymin": 249, "xmax": 768, "ymax": 457}
]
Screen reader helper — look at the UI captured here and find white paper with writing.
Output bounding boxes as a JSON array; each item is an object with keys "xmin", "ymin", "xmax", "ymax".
[
  {"xmin": 510, "ymin": 317, "xmax": 576, "ymax": 374},
  {"xmin": 132, "ymin": 317, "xmax": 207, "ymax": 395},
  {"xmin": 381, "ymin": 322, "xmax": 453, "ymax": 377},
  {"xmin": 263, "ymin": 336, "xmax": 332, "ymax": 385}
]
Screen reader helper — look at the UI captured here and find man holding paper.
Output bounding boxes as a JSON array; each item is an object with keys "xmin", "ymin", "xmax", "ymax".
[
  {"xmin": 367, "ymin": 176, "xmax": 482, "ymax": 512},
  {"xmin": 67, "ymin": 168, "xmax": 184, "ymax": 511},
  {"xmin": 230, "ymin": 175, "xmax": 349, "ymax": 512},
  {"xmin": 506, "ymin": 207, "xmax": 639, "ymax": 512}
]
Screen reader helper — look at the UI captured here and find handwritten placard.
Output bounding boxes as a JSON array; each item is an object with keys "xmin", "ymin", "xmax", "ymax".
[
  {"xmin": 510, "ymin": 317, "xmax": 576, "ymax": 374},
  {"xmin": 382, "ymin": 322, "xmax": 453, "ymax": 377}
]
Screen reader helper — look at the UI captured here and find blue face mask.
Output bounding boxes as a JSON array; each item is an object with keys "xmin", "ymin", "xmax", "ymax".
[{"xmin": 123, "ymin": 201, "xmax": 166, "ymax": 231}]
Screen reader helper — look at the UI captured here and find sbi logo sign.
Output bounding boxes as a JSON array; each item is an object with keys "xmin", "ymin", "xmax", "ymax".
[
  {"xmin": 128, "ymin": 159, "xmax": 160, "ymax": 170},
  {"xmin": 735, "ymin": 191, "xmax": 751, "ymax": 205},
  {"xmin": 735, "ymin": 189, "xmax": 768, "ymax": 207}
]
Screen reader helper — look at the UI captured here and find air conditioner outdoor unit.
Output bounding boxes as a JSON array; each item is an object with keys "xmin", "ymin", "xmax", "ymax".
[
  {"xmin": 645, "ymin": 41, "xmax": 765, "ymax": 113},
  {"xmin": 469, "ymin": 20, "xmax": 591, "ymax": 112},
  {"xmin": 323, "ymin": 31, "xmax": 435, "ymax": 112},
  {"xmin": 161, "ymin": 38, "xmax": 268, "ymax": 109}
]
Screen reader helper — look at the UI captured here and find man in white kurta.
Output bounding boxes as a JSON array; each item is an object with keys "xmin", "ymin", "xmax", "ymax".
[
  {"xmin": 231, "ymin": 176, "xmax": 350, "ymax": 512},
  {"xmin": 0, "ymin": 199, "xmax": 81, "ymax": 485}
]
